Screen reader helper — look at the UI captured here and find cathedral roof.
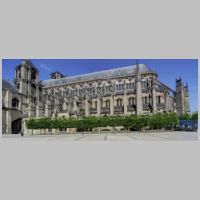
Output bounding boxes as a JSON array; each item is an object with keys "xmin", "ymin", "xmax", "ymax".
[
  {"xmin": 42, "ymin": 64, "xmax": 153, "ymax": 87},
  {"xmin": 2, "ymin": 80, "xmax": 19, "ymax": 93}
]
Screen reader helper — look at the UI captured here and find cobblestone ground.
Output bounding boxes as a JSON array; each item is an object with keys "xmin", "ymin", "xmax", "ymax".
[{"xmin": 1, "ymin": 131, "xmax": 198, "ymax": 141}]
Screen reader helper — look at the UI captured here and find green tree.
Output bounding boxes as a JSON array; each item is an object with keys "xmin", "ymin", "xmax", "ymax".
[
  {"xmin": 179, "ymin": 113, "xmax": 191, "ymax": 120},
  {"xmin": 191, "ymin": 112, "xmax": 198, "ymax": 120}
]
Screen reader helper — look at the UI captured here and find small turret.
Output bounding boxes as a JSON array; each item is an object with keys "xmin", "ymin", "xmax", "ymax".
[
  {"xmin": 176, "ymin": 77, "xmax": 183, "ymax": 88},
  {"xmin": 50, "ymin": 71, "xmax": 65, "ymax": 79}
]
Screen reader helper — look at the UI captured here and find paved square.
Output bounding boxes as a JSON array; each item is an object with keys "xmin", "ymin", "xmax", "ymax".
[{"xmin": 0, "ymin": 131, "xmax": 198, "ymax": 141}]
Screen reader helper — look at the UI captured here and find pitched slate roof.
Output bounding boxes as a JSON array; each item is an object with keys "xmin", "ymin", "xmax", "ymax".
[
  {"xmin": 42, "ymin": 64, "xmax": 151, "ymax": 87},
  {"xmin": 2, "ymin": 80, "xmax": 19, "ymax": 93}
]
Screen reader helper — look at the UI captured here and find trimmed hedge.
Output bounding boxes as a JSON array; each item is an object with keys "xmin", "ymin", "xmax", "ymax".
[
  {"xmin": 27, "ymin": 113, "xmax": 179, "ymax": 131},
  {"xmin": 179, "ymin": 112, "xmax": 198, "ymax": 120}
]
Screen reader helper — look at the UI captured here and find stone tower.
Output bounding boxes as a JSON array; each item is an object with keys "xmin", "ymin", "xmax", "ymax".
[
  {"xmin": 14, "ymin": 59, "xmax": 40, "ymax": 117},
  {"xmin": 175, "ymin": 78, "xmax": 190, "ymax": 115}
]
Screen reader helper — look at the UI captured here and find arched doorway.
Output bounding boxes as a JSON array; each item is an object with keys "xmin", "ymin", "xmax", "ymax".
[{"xmin": 12, "ymin": 118, "xmax": 22, "ymax": 134}]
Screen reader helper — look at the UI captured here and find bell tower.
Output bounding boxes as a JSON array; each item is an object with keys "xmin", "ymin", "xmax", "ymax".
[
  {"xmin": 14, "ymin": 59, "xmax": 40, "ymax": 117},
  {"xmin": 175, "ymin": 78, "xmax": 188, "ymax": 115}
]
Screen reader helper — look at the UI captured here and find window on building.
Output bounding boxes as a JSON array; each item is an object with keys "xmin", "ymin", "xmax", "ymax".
[
  {"xmin": 158, "ymin": 96, "xmax": 161, "ymax": 104},
  {"xmin": 31, "ymin": 69, "xmax": 37, "ymax": 80},
  {"xmin": 27, "ymin": 69, "xmax": 29, "ymax": 79},
  {"xmin": 79, "ymin": 88, "xmax": 83, "ymax": 95},
  {"xmin": 31, "ymin": 84, "xmax": 36, "ymax": 95},
  {"xmin": 88, "ymin": 87, "xmax": 91, "ymax": 94},
  {"xmin": 145, "ymin": 96, "xmax": 147, "ymax": 104},
  {"xmin": 116, "ymin": 85, "xmax": 119, "ymax": 91},
  {"xmin": 142, "ymin": 97, "xmax": 145, "ymax": 104},
  {"xmin": 128, "ymin": 97, "xmax": 135, "ymax": 105},
  {"xmin": 105, "ymin": 85, "xmax": 112, "ymax": 92},
  {"xmin": 59, "ymin": 104, "xmax": 63, "ymax": 112},
  {"xmin": 88, "ymin": 86, "xmax": 94, "ymax": 94},
  {"xmin": 33, "ymin": 97, "xmax": 36, "ymax": 104},
  {"xmin": 142, "ymin": 80, "xmax": 146, "ymax": 89},
  {"xmin": 117, "ymin": 98, "xmax": 123, "ymax": 106},
  {"xmin": 97, "ymin": 86, "xmax": 104, "ymax": 94},
  {"xmin": 95, "ymin": 101, "xmax": 97, "ymax": 109},
  {"xmin": 116, "ymin": 84, "xmax": 124, "ymax": 91},
  {"xmin": 12, "ymin": 98, "xmax": 19, "ymax": 108},
  {"xmin": 105, "ymin": 99, "xmax": 110, "ymax": 108},
  {"xmin": 127, "ymin": 82, "xmax": 135, "ymax": 90}
]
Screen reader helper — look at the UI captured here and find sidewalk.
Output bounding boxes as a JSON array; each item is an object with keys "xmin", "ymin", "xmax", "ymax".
[{"xmin": 1, "ymin": 131, "xmax": 198, "ymax": 141}]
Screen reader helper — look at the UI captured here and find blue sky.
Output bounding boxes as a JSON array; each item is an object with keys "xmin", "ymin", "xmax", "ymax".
[{"xmin": 2, "ymin": 59, "xmax": 198, "ymax": 112}]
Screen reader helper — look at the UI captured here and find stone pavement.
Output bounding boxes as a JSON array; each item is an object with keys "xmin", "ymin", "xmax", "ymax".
[{"xmin": 0, "ymin": 131, "xmax": 198, "ymax": 141}]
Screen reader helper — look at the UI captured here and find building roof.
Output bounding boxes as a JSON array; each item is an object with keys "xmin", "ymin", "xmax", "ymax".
[
  {"xmin": 42, "ymin": 64, "xmax": 153, "ymax": 87},
  {"xmin": 2, "ymin": 80, "xmax": 19, "ymax": 93}
]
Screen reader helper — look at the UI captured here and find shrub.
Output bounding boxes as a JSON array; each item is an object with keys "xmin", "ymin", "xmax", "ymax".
[
  {"xmin": 179, "ymin": 113, "xmax": 191, "ymax": 120},
  {"xmin": 191, "ymin": 112, "xmax": 198, "ymax": 120},
  {"xmin": 26, "ymin": 113, "xmax": 179, "ymax": 131}
]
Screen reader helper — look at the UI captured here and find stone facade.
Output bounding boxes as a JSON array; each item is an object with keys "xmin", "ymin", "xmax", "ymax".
[
  {"xmin": 2, "ymin": 80, "xmax": 22, "ymax": 134},
  {"xmin": 2, "ymin": 59, "xmax": 190, "ymax": 134}
]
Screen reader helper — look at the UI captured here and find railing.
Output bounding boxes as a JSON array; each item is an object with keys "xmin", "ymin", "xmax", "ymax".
[
  {"xmin": 101, "ymin": 107, "xmax": 110, "ymax": 114},
  {"xmin": 177, "ymin": 120, "xmax": 198, "ymax": 131},
  {"xmin": 114, "ymin": 106, "xmax": 124, "ymax": 114}
]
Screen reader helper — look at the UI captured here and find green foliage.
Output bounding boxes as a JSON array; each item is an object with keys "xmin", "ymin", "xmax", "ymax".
[
  {"xmin": 107, "ymin": 116, "xmax": 124, "ymax": 128},
  {"xmin": 179, "ymin": 113, "xmax": 191, "ymax": 120},
  {"xmin": 191, "ymin": 112, "xmax": 198, "ymax": 120},
  {"xmin": 26, "ymin": 113, "xmax": 179, "ymax": 131},
  {"xmin": 178, "ymin": 112, "xmax": 198, "ymax": 121},
  {"xmin": 149, "ymin": 113, "xmax": 178, "ymax": 130}
]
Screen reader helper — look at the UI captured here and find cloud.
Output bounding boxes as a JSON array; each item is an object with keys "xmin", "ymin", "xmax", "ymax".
[{"xmin": 38, "ymin": 63, "xmax": 51, "ymax": 72}]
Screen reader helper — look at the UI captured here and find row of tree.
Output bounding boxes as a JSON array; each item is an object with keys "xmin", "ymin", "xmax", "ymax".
[
  {"xmin": 179, "ymin": 112, "xmax": 198, "ymax": 120},
  {"xmin": 27, "ymin": 113, "xmax": 179, "ymax": 131}
]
